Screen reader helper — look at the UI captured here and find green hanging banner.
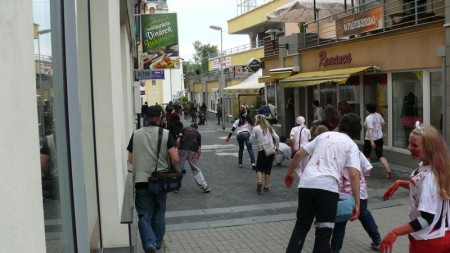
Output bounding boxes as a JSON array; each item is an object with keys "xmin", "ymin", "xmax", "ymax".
[{"xmin": 141, "ymin": 13, "xmax": 180, "ymax": 70}]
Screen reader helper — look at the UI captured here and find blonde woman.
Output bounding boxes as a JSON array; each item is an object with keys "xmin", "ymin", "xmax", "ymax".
[
  {"xmin": 381, "ymin": 122, "xmax": 450, "ymax": 252},
  {"xmin": 250, "ymin": 115, "xmax": 279, "ymax": 193}
]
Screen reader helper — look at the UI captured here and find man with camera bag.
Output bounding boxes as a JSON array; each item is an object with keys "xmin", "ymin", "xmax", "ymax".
[{"xmin": 127, "ymin": 105, "xmax": 179, "ymax": 253}]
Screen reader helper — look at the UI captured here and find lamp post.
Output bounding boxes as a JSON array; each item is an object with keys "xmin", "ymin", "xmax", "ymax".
[
  {"xmin": 209, "ymin": 25, "xmax": 225, "ymax": 130},
  {"xmin": 265, "ymin": 27, "xmax": 282, "ymax": 54},
  {"xmin": 179, "ymin": 57, "xmax": 185, "ymax": 98}
]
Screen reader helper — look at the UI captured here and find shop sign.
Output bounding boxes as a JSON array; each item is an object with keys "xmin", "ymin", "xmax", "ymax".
[
  {"xmin": 141, "ymin": 13, "xmax": 180, "ymax": 70},
  {"xmin": 319, "ymin": 51, "xmax": 352, "ymax": 67},
  {"xmin": 233, "ymin": 65, "xmax": 252, "ymax": 79},
  {"xmin": 151, "ymin": 70, "xmax": 165, "ymax": 79},
  {"xmin": 212, "ymin": 56, "xmax": 231, "ymax": 70},
  {"xmin": 247, "ymin": 58, "xmax": 261, "ymax": 72},
  {"xmin": 135, "ymin": 70, "xmax": 165, "ymax": 80},
  {"xmin": 336, "ymin": 6, "xmax": 383, "ymax": 37}
]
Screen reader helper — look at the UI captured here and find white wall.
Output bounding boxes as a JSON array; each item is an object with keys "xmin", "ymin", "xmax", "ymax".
[
  {"xmin": 0, "ymin": 1, "xmax": 46, "ymax": 252},
  {"xmin": 91, "ymin": 0, "xmax": 131, "ymax": 247}
]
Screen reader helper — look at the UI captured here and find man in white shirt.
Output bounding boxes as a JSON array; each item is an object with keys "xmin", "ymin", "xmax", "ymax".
[
  {"xmin": 285, "ymin": 113, "xmax": 362, "ymax": 253},
  {"xmin": 312, "ymin": 100, "xmax": 324, "ymax": 121}
]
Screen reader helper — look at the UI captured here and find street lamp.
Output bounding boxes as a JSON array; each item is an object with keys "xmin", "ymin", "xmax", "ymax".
[
  {"xmin": 179, "ymin": 57, "xmax": 185, "ymax": 98},
  {"xmin": 209, "ymin": 25, "xmax": 225, "ymax": 130}
]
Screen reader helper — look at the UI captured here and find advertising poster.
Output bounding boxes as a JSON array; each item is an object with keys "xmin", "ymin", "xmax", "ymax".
[
  {"xmin": 141, "ymin": 13, "xmax": 180, "ymax": 69},
  {"xmin": 336, "ymin": 6, "xmax": 383, "ymax": 37}
]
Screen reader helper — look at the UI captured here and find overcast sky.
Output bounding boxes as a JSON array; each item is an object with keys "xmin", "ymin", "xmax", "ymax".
[
  {"xmin": 33, "ymin": 0, "xmax": 251, "ymax": 61},
  {"xmin": 169, "ymin": 0, "xmax": 250, "ymax": 61}
]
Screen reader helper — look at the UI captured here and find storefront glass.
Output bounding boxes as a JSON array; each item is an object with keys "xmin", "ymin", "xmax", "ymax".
[
  {"xmin": 339, "ymin": 76, "xmax": 361, "ymax": 117},
  {"xmin": 320, "ymin": 82, "xmax": 337, "ymax": 106},
  {"xmin": 34, "ymin": 0, "xmax": 75, "ymax": 251},
  {"xmin": 392, "ymin": 71, "xmax": 423, "ymax": 148},
  {"xmin": 363, "ymin": 74, "xmax": 388, "ymax": 144},
  {"xmin": 430, "ymin": 71, "xmax": 443, "ymax": 133}
]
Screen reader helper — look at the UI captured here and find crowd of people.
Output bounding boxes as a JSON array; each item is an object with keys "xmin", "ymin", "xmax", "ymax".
[{"xmin": 130, "ymin": 98, "xmax": 450, "ymax": 253}]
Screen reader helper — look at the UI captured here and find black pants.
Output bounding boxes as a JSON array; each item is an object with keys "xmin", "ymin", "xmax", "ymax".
[{"xmin": 286, "ymin": 188, "xmax": 339, "ymax": 253}]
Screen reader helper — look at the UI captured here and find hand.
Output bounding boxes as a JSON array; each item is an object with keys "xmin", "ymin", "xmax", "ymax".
[
  {"xmin": 371, "ymin": 141, "xmax": 376, "ymax": 150},
  {"xmin": 380, "ymin": 231, "xmax": 397, "ymax": 253},
  {"xmin": 383, "ymin": 181, "xmax": 399, "ymax": 200},
  {"xmin": 349, "ymin": 205, "xmax": 360, "ymax": 221},
  {"xmin": 285, "ymin": 174, "xmax": 294, "ymax": 188},
  {"xmin": 225, "ymin": 138, "xmax": 230, "ymax": 143}
]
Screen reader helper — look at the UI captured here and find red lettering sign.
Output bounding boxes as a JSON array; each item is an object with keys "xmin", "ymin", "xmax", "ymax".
[{"xmin": 319, "ymin": 51, "xmax": 352, "ymax": 67}]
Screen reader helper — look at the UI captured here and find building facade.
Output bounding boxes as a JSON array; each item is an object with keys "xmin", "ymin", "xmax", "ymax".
[{"xmin": 2, "ymin": 0, "xmax": 138, "ymax": 251}]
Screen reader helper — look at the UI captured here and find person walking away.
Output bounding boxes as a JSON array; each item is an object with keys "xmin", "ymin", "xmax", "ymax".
[
  {"xmin": 216, "ymin": 99, "xmax": 222, "ymax": 125},
  {"xmin": 363, "ymin": 103, "xmax": 392, "ymax": 179},
  {"xmin": 177, "ymin": 122, "xmax": 211, "ymax": 193},
  {"xmin": 380, "ymin": 122, "xmax": 450, "ymax": 253},
  {"xmin": 330, "ymin": 151, "xmax": 382, "ymax": 252},
  {"xmin": 226, "ymin": 108, "xmax": 256, "ymax": 169},
  {"xmin": 289, "ymin": 116, "xmax": 311, "ymax": 172},
  {"xmin": 284, "ymin": 113, "xmax": 362, "ymax": 253},
  {"xmin": 250, "ymin": 114, "xmax": 280, "ymax": 193},
  {"xmin": 166, "ymin": 112, "xmax": 183, "ymax": 140},
  {"xmin": 126, "ymin": 105, "xmax": 179, "ymax": 253},
  {"xmin": 321, "ymin": 104, "xmax": 341, "ymax": 131},
  {"xmin": 285, "ymin": 96, "xmax": 295, "ymax": 132},
  {"xmin": 141, "ymin": 101, "xmax": 149, "ymax": 127},
  {"xmin": 274, "ymin": 135, "xmax": 291, "ymax": 166},
  {"xmin": 312, "ymin": 100, "xmax": 324, "ymax": 121},
  {"xmin": 257, "ymin": 100, "xmax": 271, "ymax": 116}
]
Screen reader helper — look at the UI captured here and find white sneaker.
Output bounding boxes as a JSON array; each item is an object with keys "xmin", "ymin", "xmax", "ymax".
[
  {"xmin": 201, "ymin": 185, "xmax": 211, "ymax": 193},
  {"xmin": 239, "ymin": 164, "xmax": 242, "ymax": 168}
]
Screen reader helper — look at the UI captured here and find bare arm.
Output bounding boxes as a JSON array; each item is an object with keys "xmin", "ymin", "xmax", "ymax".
[
  {"xmin": 168, "ymin": 147, "xmax": 179, "ymax": 167},
  {"xmin": 383, "ymin": 180, "xmax": 409, "ymax": 200},
  {"xmin": 41, "ymin": 154, "xmax": 50, "ymax": 176},
  {"xmin": 348, "ymin": 167, "xmax": 361, "ymax": 221},
  {"xmin": 380, "ymin": 224, "xmax": 414, "ymax": 253},
  {"xmin": 127, "ymin": 152, "xmax": 133, "ymax": 164},
  {"xmin": 287, "ymin": 148, "xmax": 308, "ymax": 175}
]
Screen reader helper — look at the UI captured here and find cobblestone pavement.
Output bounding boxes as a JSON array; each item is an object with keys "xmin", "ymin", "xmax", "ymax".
[{"xmin": 130, "ymin": 115, "xmax": 413, "ymax": 253}]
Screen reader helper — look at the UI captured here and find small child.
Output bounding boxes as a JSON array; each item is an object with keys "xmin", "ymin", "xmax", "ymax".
[{"xmin": 274, "ymin": 136, "xmax": 291, "ymax": 166}]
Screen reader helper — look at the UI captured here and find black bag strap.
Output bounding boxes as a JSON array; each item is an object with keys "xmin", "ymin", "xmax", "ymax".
[
  {"xmin": 154, "ymin": 127, "xmax": 163, "ymax": 173},
  {"xmin": 298, "ymin": 127, "xmax": 304, "ymax": 150}
]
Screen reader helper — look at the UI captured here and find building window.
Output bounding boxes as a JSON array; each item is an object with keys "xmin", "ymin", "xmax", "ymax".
[
  {"xmin": 392, "ymin": 71, "xmax": 423, "ymax": 148},
  {"xmin": 430, "ymin": 71, "xmax": 443, "ymax": 133}
]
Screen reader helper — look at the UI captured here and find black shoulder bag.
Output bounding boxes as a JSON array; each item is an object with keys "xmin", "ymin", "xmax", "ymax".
[{"xmin": 148, "ymin": 127, "xmax": 183, "ymax": 194}]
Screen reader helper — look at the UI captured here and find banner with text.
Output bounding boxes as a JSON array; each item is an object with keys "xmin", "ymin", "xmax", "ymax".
[
  {"xmin": 141, "ymin": 13, "xmax": 180, "ymax": 70},
  {"xmin": 336, "ymin": 6, "xmax": 383, "ymax": 37}
]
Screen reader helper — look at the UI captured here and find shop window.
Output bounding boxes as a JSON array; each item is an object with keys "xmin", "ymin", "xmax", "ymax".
[
  {"xmin": 430, "ymin": 71, "xmax": 443, "ymax": 133},
  {"xmin": 34, "ymin": 0, "xmax": 75, "ymax": 250},
  {"xmin": 340, "ymin": 75, "xmax": 361, "ymax": 117},
  {"xmin": 363, "ymin": 74, "xmax": 388, "ymax": 145},
  {"xmin": 320, "ymin": 82, "xmax": 337, "ymax": 106},
  {"xmin": 392, "ymin": 71, "xmax": 423, "ymax": 148}
]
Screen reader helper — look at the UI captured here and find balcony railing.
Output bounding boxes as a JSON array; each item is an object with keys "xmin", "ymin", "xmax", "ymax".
[
  {"xmin": 208, "ymin": 40, "xmax": 264, "ymax": 59},
  {"xmin": 264, "ymin": 0, "xmax": 446, "ymax": 56},
  {"xmin": 236, "ymin": 0, "xmax": 274, "ymax": 16}
]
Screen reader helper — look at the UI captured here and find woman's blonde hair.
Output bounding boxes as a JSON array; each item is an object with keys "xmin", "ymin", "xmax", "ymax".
[
  {"xmin": 255, "ymin": 114, "xmax": 273, "ymax": 135},
  {"xmin": 411, "ymin": 123, "xmax": 450, "ymax": 199}
]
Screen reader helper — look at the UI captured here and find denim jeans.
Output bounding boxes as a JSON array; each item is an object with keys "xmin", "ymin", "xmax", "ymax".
[
  {"xmin": 236, "ymin": 132, "xmax": 255, "ymax": 164},
  {"xmin": 135, "ymin": 188, "xmax": 167, "ymax": 250},
  {"xmin": 331, "ymin": 221, "xmax": 348, "ymax": 252},
  {"xmin": 286, "ymin": 188, "xmax": 339, "ymax": 253},
  {"xmin": 330, "ymin": 198, "xmax": 381, "ymax": 252},
  {"xmin": 358, "ymin": 199, "xmax": 381, "ymax": 245}
]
